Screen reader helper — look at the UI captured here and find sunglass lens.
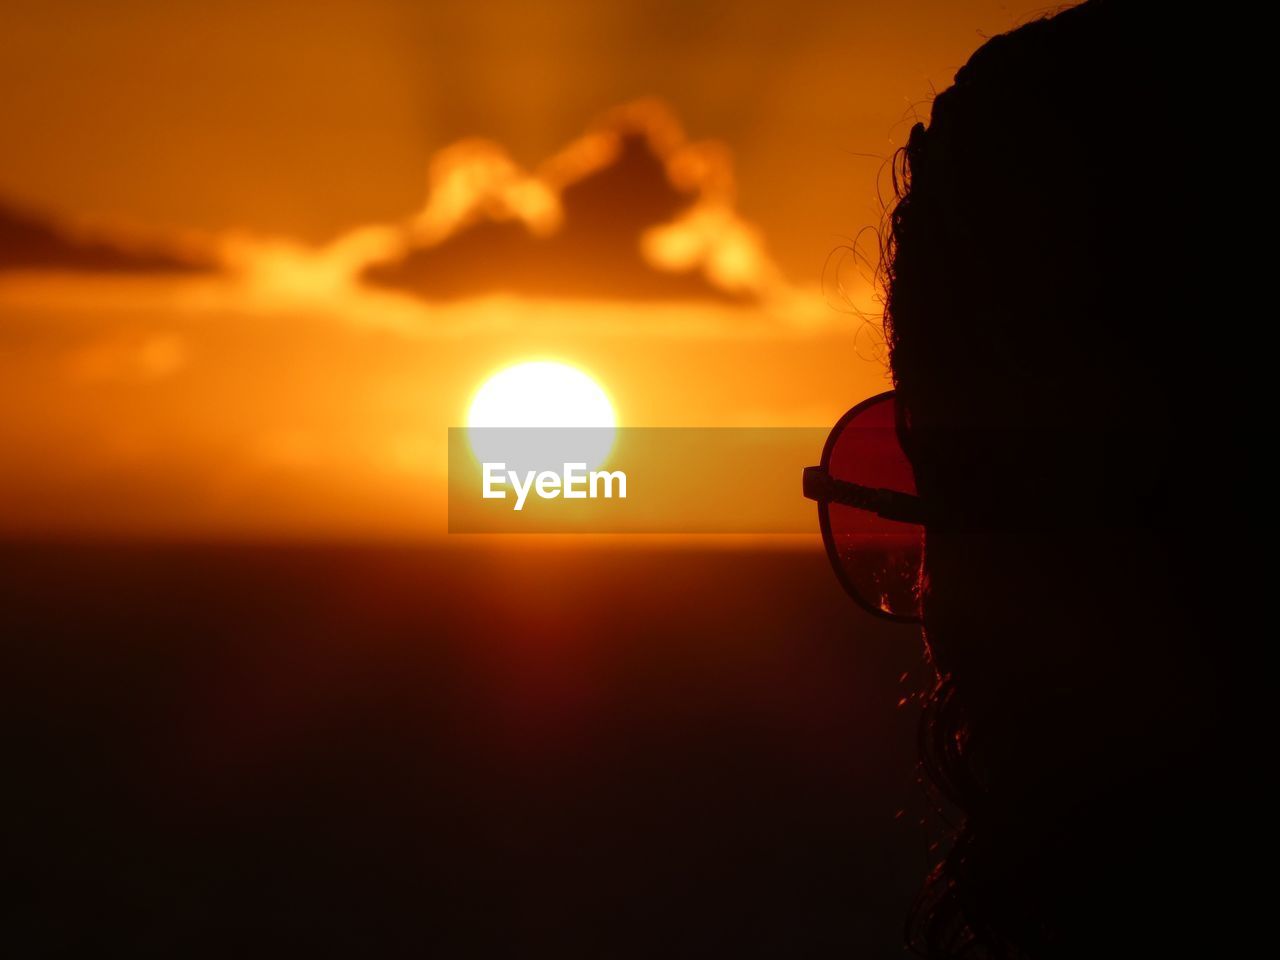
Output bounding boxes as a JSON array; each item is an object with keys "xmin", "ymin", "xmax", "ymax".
[{"xmin": 823, "ymin": 394, "xmax": 922, "ymax": 621}]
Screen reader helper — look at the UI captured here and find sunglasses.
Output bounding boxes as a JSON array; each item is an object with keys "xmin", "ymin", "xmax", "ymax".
[{"xmin": 802, "ymin": 390, "xmax": 925, "ymax": 623}]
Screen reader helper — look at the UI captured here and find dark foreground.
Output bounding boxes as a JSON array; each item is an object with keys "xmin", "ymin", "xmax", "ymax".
[{"xmin": 3, "ymin": 542, "xmax": 926, "ymax": 956}]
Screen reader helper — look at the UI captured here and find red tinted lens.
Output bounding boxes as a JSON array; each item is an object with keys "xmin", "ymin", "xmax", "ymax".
[{"xmin": 823, "ymin": 393, "xmax": 922, "ymax": 620}]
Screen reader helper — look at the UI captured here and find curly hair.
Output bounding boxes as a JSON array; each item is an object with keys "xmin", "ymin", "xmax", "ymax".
[{"xmin": 879, "ymin": 3, "xmax": 1242, "ymax": 956}]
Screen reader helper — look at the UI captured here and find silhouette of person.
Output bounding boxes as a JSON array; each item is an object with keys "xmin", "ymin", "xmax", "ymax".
[{"xmin": 875, "ymin": 2, "xmax": 1258, "ymax": 956}]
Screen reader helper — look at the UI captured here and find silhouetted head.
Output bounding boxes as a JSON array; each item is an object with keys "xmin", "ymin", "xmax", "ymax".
[{"xmin": 884, "ymin": 3, "xmax": 1252, "ymax": 956}]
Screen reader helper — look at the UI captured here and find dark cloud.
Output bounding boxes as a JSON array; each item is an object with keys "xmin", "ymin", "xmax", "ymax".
[
  {"xmin": 362, "ymin": 135, "xmax": 749, "ymax": 303},
  {"xmin": 0, "ymin": 199, "xmax": 214, "ymax": 274}
]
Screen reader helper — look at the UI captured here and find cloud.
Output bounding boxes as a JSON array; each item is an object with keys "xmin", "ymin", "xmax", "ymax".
[
  {"xmin": 0, "ymin": 99, "xmax": 795, "ymax": 310},
  {"xmin": 0, "ymin": 199, "xmax": 215, "ymax": 274},
  {"xmin": 350, "ymin": 98, "xmax": 788, "ymax": 303}
]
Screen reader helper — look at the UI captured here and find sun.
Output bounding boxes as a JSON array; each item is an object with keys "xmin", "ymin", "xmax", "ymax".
[
  {"xmin": 466, "ymin": 360, "xmax": 617, "ymax": 470},
  {"xmin": 467, "ymin": 360, "xmax": 616, "ymax": 430}
]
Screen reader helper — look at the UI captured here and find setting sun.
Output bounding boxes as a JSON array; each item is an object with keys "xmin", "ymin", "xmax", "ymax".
[
  {"xmin": 467, "ymin": 360, "xmax": 617, "ymax": 430},
  {"xmin": 466, "ymin": 360, "xmax": 618, "ymax": 470}
]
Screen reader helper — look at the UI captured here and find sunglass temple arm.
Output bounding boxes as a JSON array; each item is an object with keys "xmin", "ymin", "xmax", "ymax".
[{"xmin": 802, "ymin": 466, "xmax": 927, "ymax": 525}]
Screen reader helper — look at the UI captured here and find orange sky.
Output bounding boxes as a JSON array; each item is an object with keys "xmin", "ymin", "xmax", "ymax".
[
  {"xmin": 0, "ymin": 0, "xmax": 1059, "ymax": 538},
  {"xmin": 0, "ymin": 0, "xmax": 1057, "ymax": 277}
]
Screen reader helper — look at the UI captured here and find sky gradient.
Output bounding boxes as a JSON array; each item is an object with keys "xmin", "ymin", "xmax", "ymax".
[{"xmin": 1, "ymin": 0, "xmax": 1060, "ymax": 537}]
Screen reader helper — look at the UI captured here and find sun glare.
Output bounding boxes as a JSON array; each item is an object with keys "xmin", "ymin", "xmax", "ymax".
[{"xmin": 466, "ymin": 360, "xmax": 617, "ymax": 470}]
